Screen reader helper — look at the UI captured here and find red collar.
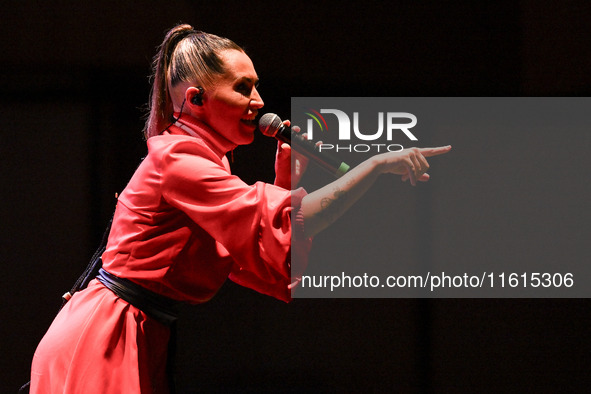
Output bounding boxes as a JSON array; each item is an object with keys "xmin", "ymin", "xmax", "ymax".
[{"xmin": 166, "ymin": 113, "xmax": 237, "ymax": 158}]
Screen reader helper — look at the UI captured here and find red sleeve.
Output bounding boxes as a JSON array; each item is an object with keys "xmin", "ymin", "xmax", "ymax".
[{"xmin": 159, "ymin": 139, "xmax": 312, "ymax": 302}]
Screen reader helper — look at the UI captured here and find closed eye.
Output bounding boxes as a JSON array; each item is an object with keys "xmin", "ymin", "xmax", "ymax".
[
  {"xmin": 236, "ymin": 83, "xmax": 251, "ymax": 95},
  {"xmin": 234, "ymin": 78, "xmax": 259, "ymax": 96}
]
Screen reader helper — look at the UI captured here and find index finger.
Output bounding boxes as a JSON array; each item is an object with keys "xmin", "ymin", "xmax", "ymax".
[{"xmin": 419, "ymin": 145, "xmax": 452, "ymax": 157}]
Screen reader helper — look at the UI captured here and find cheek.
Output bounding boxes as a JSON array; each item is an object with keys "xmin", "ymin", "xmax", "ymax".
[{"xmin": 215, "ymin": 98, "xmax": 243, "ymax": 118}]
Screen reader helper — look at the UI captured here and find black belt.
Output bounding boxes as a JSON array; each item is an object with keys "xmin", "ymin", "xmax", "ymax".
[{"xmin": 97, "ymin": 268, "xmax": 180, "ymax": 326}]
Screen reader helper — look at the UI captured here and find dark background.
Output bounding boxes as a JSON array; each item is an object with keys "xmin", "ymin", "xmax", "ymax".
[{"xmin": 1, "ymin": 1, "xmax": 589, "ymax": 392}]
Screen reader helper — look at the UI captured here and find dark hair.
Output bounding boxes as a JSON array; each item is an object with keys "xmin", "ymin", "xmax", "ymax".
[{"xmin": 144, "ymin": 24, "xmax": 242, "ymax": 139}]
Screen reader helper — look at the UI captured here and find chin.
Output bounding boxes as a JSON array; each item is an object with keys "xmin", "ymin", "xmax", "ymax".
[{"xmin": 236, "ymin": 125, "xmax": 256, "ymax": 145}]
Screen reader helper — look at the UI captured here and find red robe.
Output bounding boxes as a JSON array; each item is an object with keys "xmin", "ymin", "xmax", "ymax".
[{"xmin": 31, "ymin": 116, "xmax": 311, "ymax": 393}]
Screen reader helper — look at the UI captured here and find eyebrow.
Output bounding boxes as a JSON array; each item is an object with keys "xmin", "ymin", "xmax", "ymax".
[{"xmin": 237, "ymin": 76, "xmax": 260, "ymax": 86}]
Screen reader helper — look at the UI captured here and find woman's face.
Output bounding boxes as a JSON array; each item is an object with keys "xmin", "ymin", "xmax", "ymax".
[{"xmin": 199, "ymin": 49, "xmax": 264, "ymax": 145}]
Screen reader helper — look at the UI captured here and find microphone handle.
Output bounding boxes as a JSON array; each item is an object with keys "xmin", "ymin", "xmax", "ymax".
[{"xmin": 277, "ymin": 126, "xmax": 350, "ymax": 178}]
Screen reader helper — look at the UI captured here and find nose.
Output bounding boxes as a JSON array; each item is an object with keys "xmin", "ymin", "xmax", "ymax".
[{"xmin": 250, "ymin": 86, "xmax": 264, "ymax": 109}]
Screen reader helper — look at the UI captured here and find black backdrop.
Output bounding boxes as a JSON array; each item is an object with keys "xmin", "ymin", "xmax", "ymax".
[{"xmin": 1, "ymin": 1, "xmax": 590, "ymax": 392}]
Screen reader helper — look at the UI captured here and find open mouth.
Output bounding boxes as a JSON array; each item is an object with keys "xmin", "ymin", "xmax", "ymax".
[{"xmin": 240, "ymin": 117, "xmax": 257, "ymax": 127}]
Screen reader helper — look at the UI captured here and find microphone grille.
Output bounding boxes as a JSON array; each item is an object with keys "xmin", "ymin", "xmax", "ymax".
[{"xmin": 258, "ymin": 113, "xmax": 283, "ymax": 137}]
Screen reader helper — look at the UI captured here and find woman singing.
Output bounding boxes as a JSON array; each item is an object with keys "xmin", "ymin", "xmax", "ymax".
[{"xmin": 30, "ymin": 24, "xmax": 450, "ymax": 393}]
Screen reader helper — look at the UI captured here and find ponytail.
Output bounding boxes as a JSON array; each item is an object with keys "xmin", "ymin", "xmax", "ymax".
[{"xmin": 144, "ymin": 24, "xmax": 243, "ymax": 139}]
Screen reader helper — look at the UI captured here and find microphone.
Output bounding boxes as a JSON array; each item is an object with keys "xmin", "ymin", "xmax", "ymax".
[{"xmin": 258, "ymin": 113, "xmax": 350, "ymax": 178}]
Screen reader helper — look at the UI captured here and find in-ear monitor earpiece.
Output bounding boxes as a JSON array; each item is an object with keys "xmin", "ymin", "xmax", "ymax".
[{"xmin": 191, "ymin": 86, "xmax": 204, "ymax": 106}]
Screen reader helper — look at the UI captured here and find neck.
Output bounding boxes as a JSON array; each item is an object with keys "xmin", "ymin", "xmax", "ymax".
[{"xmin": 172, "ymin": 113, "xmax": 238, "ymax": 157}]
